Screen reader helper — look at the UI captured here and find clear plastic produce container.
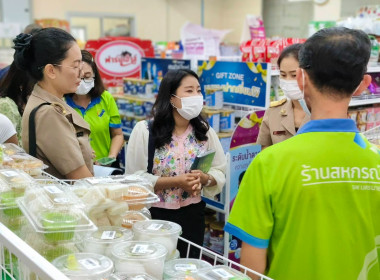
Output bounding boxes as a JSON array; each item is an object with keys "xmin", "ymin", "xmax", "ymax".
[
  {"xmin": 122, "ymin": 209, "xmax": 151, "ymax": 229},
  {"xmin": 0, "ymin": 169, "xmax": 35, "ymax": 219},
  {"xmin": 17, "ymin": 184, "xmax": 96, "ymax": 244},
  {"xmin": 74, "ymin": 176, "xmax": 159, "ymax": 210},
  {"xmin": 82, "ymin": 226, "xmax": 133, "ymax": 257},
  {"xmin": 164, "ymin": 258, "xmax": 212, "ymax": 279},
  {"xmin": 52, "ymin": 253, "xmax": 114, "ymax": 280},
  {"xmin": 111, "ymin": 241, "xmax": 168, "ymax": 279},
  {"xmin": 1, "ymin": 144, "xmax": 48, "ymax": 176},
  {"xmin": 114, "ymin": 273, "xmax": 158, "ymax": 280},
  {"xmin": 196, "ymin": 265, "xmax": 251, "ymax": 280},
  {"xmin": 133, "ymin": 220, "xmax": 181, "ymax": 260}
]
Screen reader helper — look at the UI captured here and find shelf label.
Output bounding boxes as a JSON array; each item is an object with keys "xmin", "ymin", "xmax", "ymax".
[
  {"xmin": 131, "ymin": 244, "xmax": 150, "ymax": 254},
  {"xmin": 174, "ymin": 263, "xmax": 197, "ymax": 272},
  {"xmin": 147, "ymin": 223, "xmax": 163, "ymax": 231},
  {"xmin": 212, "ymin": 268, "xmax": 235, "ymax": 279},
  {"xmin": 101, "ymin": 230, "xmax": 116, "ymax": 240},
  {"xmin": 78, "ymin": 258, "xmax": 100, "ymax": 270},
  {"xmin": 44, "ymin": 185, "xmax": 63, "ymax": 194}
]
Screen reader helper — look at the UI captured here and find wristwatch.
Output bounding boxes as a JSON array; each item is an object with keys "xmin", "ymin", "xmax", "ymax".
[{"xmin": 204, "ymin": 174, "xmax": 212, "ymax": 187}]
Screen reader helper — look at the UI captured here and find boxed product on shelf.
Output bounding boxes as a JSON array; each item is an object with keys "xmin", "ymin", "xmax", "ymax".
[
  {"xmin": 203, "ymin": 109, "xmax": 221, "ymax": 133},
  {"xmin": 205, "ymin": 88, "xmax": 224, "ymax": 109},
  {"xmin": 81, "ymin": 226, "xmax": 133, "ymax": 257},
  {"xmin": 52, "ymin": 252, "xmax": 114, "ymax": 280},
  {"xmin": 209, "ymin": 221, "xmax": 224, "ymax": 255},
  {"xmin": 369, "ymin": 72, "xmax": 380, "ymax": 94},
  {"xmin": 123, "ymin": 78, "xmax": 154, "ymax": 98},
  {"xmin": 111, "ymin": 240, "xmax": 168, "ymax": 279},
  {"xmin": 220, "ymin": 109, "xmax": 235, "ymax": 133},
  {"xmin": 164, "ymin": 258, "xmax": 212, "ymax": 279},
  {"xmin": 132, "ymin": 220, "xmax": 182, "ymax": 260},
  {"xmin": 196, "ymin": 265, "xmax": 251, "ymax": 280}
]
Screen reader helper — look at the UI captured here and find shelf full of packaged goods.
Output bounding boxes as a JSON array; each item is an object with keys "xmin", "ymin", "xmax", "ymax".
[
  {"xmin": 113, "ymin": 94, "xmax": 155, "ymax": 103},
  {"xmin": 367, "ymin": 66, "xmax": 380, "ymax": 73},
  {"xmin": 271, "ymin": 65, "xmax": 380, "ymax": 76},
  {"xmin": 349, "ymin": 97, "xmax": 380, "ymax": 107}
]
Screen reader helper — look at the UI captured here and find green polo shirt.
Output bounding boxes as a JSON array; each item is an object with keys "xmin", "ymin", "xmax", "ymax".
[
  {"xmin": 66, "ymin": 90, "xmax": 121, "ymax": 160},
  {"xmin": 225, "ymin": 119, "xmax": 380, "ymax": 280}
]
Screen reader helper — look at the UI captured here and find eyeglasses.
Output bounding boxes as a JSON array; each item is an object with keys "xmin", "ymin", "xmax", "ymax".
[
  {"xmin": 81, "ymin": 77, "xmax": 95, "ymax": 83},
  {"xmin": 52, "ymin": 61, "xmax": 84, "ymax": 73}
]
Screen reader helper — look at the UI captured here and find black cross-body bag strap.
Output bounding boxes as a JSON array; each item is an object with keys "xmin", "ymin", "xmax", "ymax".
[
  {"xmin": 147, "ymin": 121, "xmax": 155, "ymax": 174},
  {"xmin": 29, "ymin": 102, "xmax": 51, "ymax": 157}
]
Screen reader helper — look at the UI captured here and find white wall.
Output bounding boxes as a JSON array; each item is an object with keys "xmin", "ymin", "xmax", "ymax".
[
  {"xmin": 32, "ymin": 0, "xmax": 262, "ymax": 43},
  {"xmin": 313, "ymin": 0, "xmax": 341, "ymax": 21}
]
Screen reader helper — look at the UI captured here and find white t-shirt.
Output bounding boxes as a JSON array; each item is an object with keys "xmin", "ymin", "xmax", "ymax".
[{"xmin": 0, "ymin": 113, "xmax": 16, "ymax": 144}]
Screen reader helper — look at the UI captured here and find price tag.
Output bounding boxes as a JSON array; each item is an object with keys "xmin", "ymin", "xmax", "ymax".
[
  {"xmin": 44, "ymin": 185, "xmax": 63, "ymax": 194},
  {"xmin": 78, "ymin": 258, "xmax": 100, "ymax": 270},
  {"xmin": 174, "ymin": 263, "xmax": 197, "ymax": 272},
  {"xmin": 101, "ymin": 230, "xmax": 116, "ymax": 240},
  {"xmin": 53, "ymin": 197, "xmax": 70, "ymax": 204},
  {"xmin": 131, "ymin": 244, "xmax": 150, "ymax": 254},
  {"xmin": 0, "ymin": 170, "xmax": 18, "ymax": 177},
  {"xmin": 147, "ymin": 223, "xmax": 163, "ymax": 231},
  {"xmin": 212, "ymin": 268, "xmax": 235, "ymax": 279},
  {"xmin": 86, "ymin": 178, "xmax": 113, "ymax": 185}
]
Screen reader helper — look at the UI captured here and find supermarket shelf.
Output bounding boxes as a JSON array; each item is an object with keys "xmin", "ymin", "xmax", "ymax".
[
  {"xmin": 367, "ymin": 66, "xmax": 380, "ymax": 73},
  {"xmin": 271, "ymin": 66, "xmax": 380, "ymax": 76},
  {"xmin": 217, "ymin": 132, "xmax": 233, "ymax": 138},
  {"xmin": 113, "ymin": 94, "xmax": 155, "ymax": 103},
  {"xmin": 349, "ymin": 97, "xmax": 380, "ymax": 107}
]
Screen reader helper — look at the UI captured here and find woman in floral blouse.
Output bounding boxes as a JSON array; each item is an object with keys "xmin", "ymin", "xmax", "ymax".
[
  {"xmin": 0, "ymin": 62, "xmax": 34, "ymax": 144},
  {"xmin": 126, "ymin": 69, "xmax": 226, "ymax": 257}
]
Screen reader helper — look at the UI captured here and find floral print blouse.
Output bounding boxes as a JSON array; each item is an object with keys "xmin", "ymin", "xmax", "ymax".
[
  {"xmin": 152, "ymin": 124, "xmax": 208, "ymax": 209},
  {"xmin": 0, "ymin": 97, "xmax": 22, "ymax": 145}
]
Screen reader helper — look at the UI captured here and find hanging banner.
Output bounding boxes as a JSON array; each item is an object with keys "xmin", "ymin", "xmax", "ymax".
[
  {"xmin": 228, "ymin": 110, "xmax": 264, "ymax": 263},
  {"xmin": 141, "ymin": 58, "xmax": 191, "ymax": 94},
  {"xmin": 197, "ymin": 61, "xmax": 269, "ymax": 109}
]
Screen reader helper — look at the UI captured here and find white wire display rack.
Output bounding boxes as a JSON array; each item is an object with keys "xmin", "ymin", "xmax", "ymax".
[
  {"xmin": 1, "ymin": 171, "xmax": 274, "ymax": 280},
  {"xmin": 363, "ymin": 125, "xmax": 380, "ymax": 147},
  {"xmin": 179, "ymin": 236, "xmax": 273, "ymax": 280}
]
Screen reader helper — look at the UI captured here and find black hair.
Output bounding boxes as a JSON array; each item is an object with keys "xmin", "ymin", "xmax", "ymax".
[
  {"xmin": 238, "ymin": 171, "xmax": 246, "ymax": 184},
  {"xmin": 277, "ymin": 43, "xmax": 302, "ymax": 67},
  {"xmin": 0, "ymin": 62, "xmax": 34, "ymax": 115},
  {"xmin": 151, "ymin": 69, "xmax": 209, "ymax": 149},
  {"xmin": 23, "ymin": 23, "xmax": 42, "ymax": 35},
  {"xmin": 13, "ymin": 28, "xmax": 76, "ymax": 81},
  {"xmin": 299, "ymin": 27, "xmax": 371, "ymax": 97},
  {"xmin": 80, "ymin": 50, "xmax": 105, "ymax": 98}
]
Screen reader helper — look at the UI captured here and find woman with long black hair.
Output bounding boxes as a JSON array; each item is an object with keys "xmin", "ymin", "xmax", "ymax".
[{"xmin": 126, "ymin": 69, "xmax": 226, "ymax": 257}]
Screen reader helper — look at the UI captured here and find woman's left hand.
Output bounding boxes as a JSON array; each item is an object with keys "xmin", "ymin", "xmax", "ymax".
[{"xmin": 190, "ymin": 170, "xmax": 208, "ymax": 186}]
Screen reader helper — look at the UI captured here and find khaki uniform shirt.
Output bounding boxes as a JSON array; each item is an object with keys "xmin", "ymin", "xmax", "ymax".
[
  {"xmin": 257, "ymin": 98, "xmax": 310, "ymax": 147},
  {"xmin": 22, "ymin": 84, "xmax": 94, "ymax": 179}
]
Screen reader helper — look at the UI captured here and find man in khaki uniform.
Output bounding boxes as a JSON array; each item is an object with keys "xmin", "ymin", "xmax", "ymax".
[
  {"xmin": 22, "ymin": 85, "xmax": 94, "ymax": 179},
  {"xmin": 257, "ymin": 98, "xmax": 310, "ymax": 148}
]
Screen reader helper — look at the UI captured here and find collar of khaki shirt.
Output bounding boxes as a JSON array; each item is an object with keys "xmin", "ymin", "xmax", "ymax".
[
  {"xmin": 280, "ymin": 99, "xmax": 309, "ymax": 136},
  {"xmin": 32, "ymin": 84, "xmax": 90, "ymax": 131}
]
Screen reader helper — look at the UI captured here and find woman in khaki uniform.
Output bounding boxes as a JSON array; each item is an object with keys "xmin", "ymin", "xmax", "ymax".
[
  {"xmin": 257, "ymin": 44, "xmax": 310, "ymax": 149},
  {"xmin": 13, "ymin": 29, "xmax": 93, "ymax": 179}
]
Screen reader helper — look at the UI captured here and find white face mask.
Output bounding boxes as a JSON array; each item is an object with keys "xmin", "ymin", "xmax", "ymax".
[
  {"xmin": 299, "ymin": 69, "xmax": 311, "ymax": 116},
  {"xmin": 279, "ymin": 79, "xmax": 303, "ymax": 100},
  {"xmin": 172, "ymin": 95, "xmax": 204, "ymax": 120},
  {"xmin": 76, "ymin": 80, "xmax": 94, "ymax": 95}
]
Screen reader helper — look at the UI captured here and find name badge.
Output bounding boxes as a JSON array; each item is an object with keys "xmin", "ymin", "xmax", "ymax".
[
  {"xmin": 273, "ymin": 131, "xmax": 286, "ymax": 135},
  {"xmin": 76, "ymin": 131, "xmax": 84, "ymax": 137}
]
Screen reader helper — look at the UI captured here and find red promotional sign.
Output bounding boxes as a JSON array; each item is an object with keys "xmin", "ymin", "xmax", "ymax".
[
  {"xmin": 85, "ymin": 37, "xmax": 154, "ymax": 89},
  {"xmin": 95, "ymin": 40, "xmax": 144, "ymax": 77}
]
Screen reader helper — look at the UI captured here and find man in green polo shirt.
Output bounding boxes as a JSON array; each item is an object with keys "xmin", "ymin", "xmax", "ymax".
[{"xmin": 225, "ymin": 27, "xmax": 380, "ymax": 280}]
